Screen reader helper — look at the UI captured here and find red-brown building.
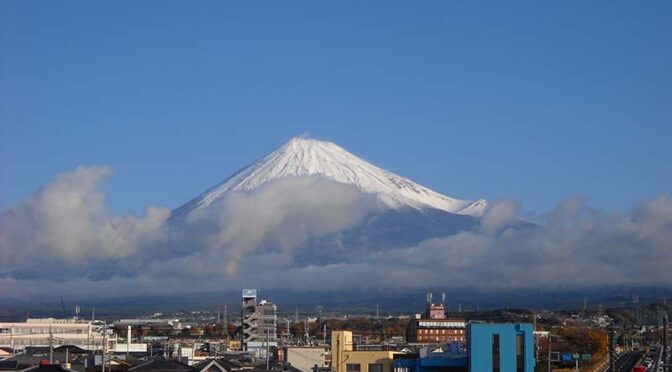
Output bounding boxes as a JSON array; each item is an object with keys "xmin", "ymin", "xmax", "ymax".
[{"xmin": 405, "ymin": 299, "xmax": 466, "ymax": 343}]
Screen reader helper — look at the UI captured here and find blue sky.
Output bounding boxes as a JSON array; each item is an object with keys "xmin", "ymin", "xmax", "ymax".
[{"xmin": 1, "ymin": 1, "xmax": 670, "ymax": 215}]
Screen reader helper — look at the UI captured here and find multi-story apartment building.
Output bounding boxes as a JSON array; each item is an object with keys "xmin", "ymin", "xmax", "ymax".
[{"xmin": 241, "ymin": 289, "xmax": 277, "ymax": 360}]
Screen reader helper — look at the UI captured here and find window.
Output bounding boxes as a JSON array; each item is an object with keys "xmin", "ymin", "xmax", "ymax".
[
  {"xmin": 516, "ymin": 334, "xmax": 525, "ymax": 372},
  {"xmin": 492, "ymin": 334, "xmax": 500, "ymax": 372},
  {"xmin": 346, "ymin": 364, "xmax": 361, "ymax": 372},
  {"xmin": 368, "ymin": 364, "xmax": 384, "ymax": 372}
]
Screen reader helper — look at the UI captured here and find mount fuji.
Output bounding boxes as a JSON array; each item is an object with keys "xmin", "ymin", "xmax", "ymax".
[
  {"xmin": 173, "ymin": 138, "xmax": 486, "ymax": 218},
  {"xmin": 170, "ymin": 138, "xmax": 488, "ymax": 261}
]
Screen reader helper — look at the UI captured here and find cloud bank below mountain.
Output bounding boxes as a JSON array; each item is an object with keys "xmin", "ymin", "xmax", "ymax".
[{"xmin": 1, "ymin": 166, "xmax": 671, "ymax": 299}]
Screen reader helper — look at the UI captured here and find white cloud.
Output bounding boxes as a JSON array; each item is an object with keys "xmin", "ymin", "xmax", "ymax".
[
  {"xmin": 1, "ymin": 166, "xmax": 671, "ymax": 299},
  {"xmin": 0, "ymin": 166, "xmax": 169, "ymax": 272}
]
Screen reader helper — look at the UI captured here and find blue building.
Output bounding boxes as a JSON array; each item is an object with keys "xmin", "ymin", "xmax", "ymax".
[
  {"xmin": 468, "ymin": 323, "xmax": 534, "ymax": 372},
  {"xmin": 394, "ymin": 342, "xmax": 467, "ymax": 372},
  {"xmin": 393, "ymin": 323, "xmax": 534, "ymax": 372}
]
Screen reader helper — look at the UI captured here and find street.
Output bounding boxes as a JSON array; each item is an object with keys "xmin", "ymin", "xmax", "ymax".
[{"xmin": 607, "ymin": 351, "xmax": 644, "ymax": 372}]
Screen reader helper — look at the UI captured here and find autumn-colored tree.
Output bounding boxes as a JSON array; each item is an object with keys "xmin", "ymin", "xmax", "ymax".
[{"xmin": 557, "ymin": 327, "xmax": 608, "ymax": 356}]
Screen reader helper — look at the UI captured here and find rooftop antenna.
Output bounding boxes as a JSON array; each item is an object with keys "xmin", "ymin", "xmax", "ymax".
[
  {"xmin": 376, "ymin": 304, "xmax": 379, "ymax": 319},
  {"xmin": 75, "ymin": 305, "xmax": 81, "ymax": 319},
  {"xmin": 217, "ymin": 306, "xmax": 221, "ymax": 324},
  {"xmin": 295, "ymin": 306, "xmax": 299, "ymax": 322},
  {"xmin": 441, "ymin": 292, "xmax": 446, "ymax": 305},
  {"xmin": 91, "ymin": 306, "xmax": 95, "ymax": 321}
]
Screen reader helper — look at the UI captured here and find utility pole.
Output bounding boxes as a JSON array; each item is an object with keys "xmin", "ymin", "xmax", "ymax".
[
  {"xmin": 663, "ymin": 314, "xmax": 668, "ymax": 368},
  {"xmin": 265, "ymin": 326, "xmax": 270, "ymax": 370},
  {"xmin": 102, "ymin": 324, "xmax": 107, "ymax": 372},
  {"xmin": 609, "ymin": 327, "xmax": 616, "ymax": 372},
  {"xmin": 49, "ymin": 325, "xmax": 53, "ymax": 364},
  {"xmin": 533, "ymin": 313, "xmax": 538, "ymax": 361},
  {"xmin": 323, "ymin": 324, "xmax": 327, "ymax": 346},
  {"xmin": 127, "ymin": 325, "xmax": 131, "ymax": 359},
  {"xmin": 223, "ymin": 304, "xmax": 229, "ymax": 338},
  {"xmin": 547, "ymin": 332, "xmax": 552, "ymax": 372},
  {"xmin": 287, "ymin": 319, "xmax": 291, "ymax": 344},
  {"xmin": 305, "ymin": 319, "xmax": 310, "ymax": 344}
]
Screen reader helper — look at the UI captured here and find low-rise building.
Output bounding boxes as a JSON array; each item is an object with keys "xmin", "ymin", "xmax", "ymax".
[
  {"xmin": 394, "ymin": 323, "xmax": 535, "ymax": 372},
  {"xmin": 406, "ymin": 319, "xmax": 467, "ymax": 344},
  {"xmin": 468, "ymin": 323, "xmax": 534, "ymax": 372},
  {"xmin": 331, "ymin": 331, "xmax": 396, "ymax": 372},
  {"xmin": 0, "ymin": 319, "xmax": 114, "ymax": 351},
  {"xmin": 405, "ymin": 300, "xmax": 466, "ymax": 344},
  {"xmin": 285, "ymin": 347, "xmax": 327, "ymax": 371}
]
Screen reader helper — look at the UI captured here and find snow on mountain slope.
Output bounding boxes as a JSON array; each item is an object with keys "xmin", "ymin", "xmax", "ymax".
[{"xmin": 172, "ymin": 138, "xmax": 487, "ymax": 219}]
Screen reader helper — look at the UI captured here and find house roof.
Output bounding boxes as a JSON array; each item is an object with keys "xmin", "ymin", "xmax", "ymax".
[
  {"xmin": 18, "ymin": 363, "xmax": 79, "ymax": 372},
  {"xmin": 53, "ymin": 347, "xmax": 88, "ymax": 355},
  {"xmin": 0, "ymin": 360, "xmax": 19, "ymax": 371},
  {"xmin": 127, "ymin": 357, "xmax": 194, "ymax": 372}
]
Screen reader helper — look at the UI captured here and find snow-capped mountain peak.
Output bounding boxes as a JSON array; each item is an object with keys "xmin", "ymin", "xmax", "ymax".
[{"xmin": 172, "ymin": 137, "xmax": 487, "ymax": 218}]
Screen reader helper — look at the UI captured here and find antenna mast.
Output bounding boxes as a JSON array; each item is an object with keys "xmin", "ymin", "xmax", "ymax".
[
  {"xmin": 60, "ymin": 298, "xmax": 67, "ymax": 318},
  {"xmin": 223, "ymin": 305, "xmax": 229, "ymax": 337}
]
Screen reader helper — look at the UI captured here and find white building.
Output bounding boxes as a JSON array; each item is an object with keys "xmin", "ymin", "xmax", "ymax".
[
  {"xmin": 286, "ymin": 347, "xmax": 327, "ymax": 371},
  {"xmin": 0, "ymin": 318, "xmax": 116, "ymax": 351}
]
